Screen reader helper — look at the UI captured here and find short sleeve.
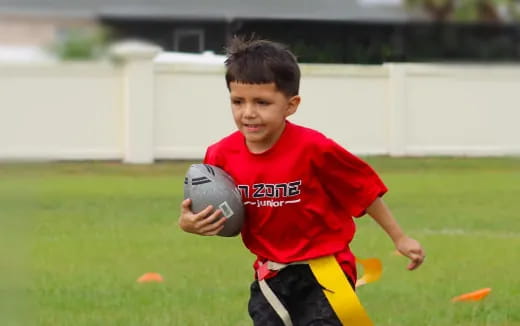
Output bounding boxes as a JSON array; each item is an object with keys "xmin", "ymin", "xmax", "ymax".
[
  {"xmin": 314, "ymin": 138, "xmax": 388, "ymax": 217},
  {"xmin": 203, "ymin": 145, "xmax": 217, "ymax": 165},
  {"xmin": 203, "ymin": 143, "xmax": 225, "ymax": 168}
]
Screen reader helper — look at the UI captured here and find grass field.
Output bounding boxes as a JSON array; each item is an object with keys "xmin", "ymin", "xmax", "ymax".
[{"xmin": 1, "ymin": 157, "xmax": 519, "ymax": 326}]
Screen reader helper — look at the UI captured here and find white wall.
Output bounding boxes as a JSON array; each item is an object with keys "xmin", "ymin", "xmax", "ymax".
[
  {"xmin": 0, "ymin": 44, "xmax": 519, "ymax": 162},
  {"xmin": 153, "ymin": 63, "xmax": 391, "ymax": 159},
  {"xmin": 402, "ymin": 64, "xmax": 520, "ymax": 156},
  {"xmin": 0, "ymin": 62, "xmax": 123, "ymax": 160},
  {"xmin": 296, "ymin": 64, "xmax": 389, "ymax": 155},
  {"xmin": 154, "ymin": 63, "xmax": 235, "ymax": 160}
]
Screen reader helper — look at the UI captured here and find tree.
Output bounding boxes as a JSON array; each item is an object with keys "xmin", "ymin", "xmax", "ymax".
[
  {"xmin": 50, "ymin": 27, "xmax": 111, "ymax": 61},
  {"xmin": 405, "ymin": 0, "xmax": 520, "ymax": 23}
]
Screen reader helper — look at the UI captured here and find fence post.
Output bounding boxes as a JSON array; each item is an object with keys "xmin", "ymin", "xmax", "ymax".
[
  {"xmin": 386, "ymin": 63, "xmax": 408, "ymax": 156},
  {"xmin": 111, "ymin": 41, "xmax": 162, "ymax": 164}
]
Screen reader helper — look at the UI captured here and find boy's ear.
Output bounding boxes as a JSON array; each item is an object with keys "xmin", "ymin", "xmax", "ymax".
[{"xmin": 285, "ymin": 95, "xmax": 301, "ymax": 116}]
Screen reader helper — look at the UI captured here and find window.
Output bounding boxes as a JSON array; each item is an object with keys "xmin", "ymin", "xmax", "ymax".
[{"xmin": 173, "ymin": 28, "xmax": 205, "ymax": 53}]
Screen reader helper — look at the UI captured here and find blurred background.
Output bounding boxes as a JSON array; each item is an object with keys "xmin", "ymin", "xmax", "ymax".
[
  {"xmin": 1, "ymin": 0, "xmax": 520, "ymax": 63},
  {"xmin": 1, "ymin": 1, "xmax": 519, "ymax": 326},
  {"xmin": 1, "ymin": 0, "xmax": 520, "ymax": 162}
]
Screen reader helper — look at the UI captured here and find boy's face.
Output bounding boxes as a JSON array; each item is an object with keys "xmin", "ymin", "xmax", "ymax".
[{"xmin": 229, "ymin": 82, "xmax": 300, "ymax": 153}]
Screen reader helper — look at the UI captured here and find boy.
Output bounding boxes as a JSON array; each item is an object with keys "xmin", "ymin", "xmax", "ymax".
[{"xmin": 178, "ymin": 38, "xmax": 425, "ymax": 325}]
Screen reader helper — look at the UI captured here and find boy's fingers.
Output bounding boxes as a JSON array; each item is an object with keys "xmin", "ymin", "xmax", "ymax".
[
  {"xmin": 191, "ymin": 205, "xmax": 214, "ymax": 222},
  {"xmin": 196, "ymin": 209, "xmax": 222, "ymax": 227},
  {"xmin": 201, "ymin": 223, "xmax": 225, "ymax": 236},
  {"xmin": 212, "ymin": 215, "xmax": 227, "ymax": 229},
  {"xmin": 205, "ymin": 209, "xmax": 224, "ymax": 224},
  {"xmin": 407, "ymin": 261, "xmax": 418, "ymax": 270},
  {"xmin": 198, "ymin": 210, "xmax": 224, "ymax": 229},
  {"xmin": 200, "ymin": 216, "xmax": 226, "ymax": 235},
  {"xmin": 407, "ymin": 252, "xmax": 425, "ymax": 270},
  {"xmin": 199, "ymin": 205, "xmax": 215, "ymax": 218},
  {"xmin": 198, "ymin": 210, "xmax": 226, "ymax": 235},
  {"xmin": 180, "ymin": 198, "xmax": 192, "ymax": 211}
]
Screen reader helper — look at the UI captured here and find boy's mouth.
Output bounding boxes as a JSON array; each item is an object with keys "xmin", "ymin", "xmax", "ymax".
[{"xmin": 244, "ymin": 124, "xmax": 261, "ymax": 131}]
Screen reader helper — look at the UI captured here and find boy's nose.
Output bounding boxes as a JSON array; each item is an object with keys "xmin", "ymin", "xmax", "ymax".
[{"xmin": 243, "ymin": 103, "xmax": 257, "ymax": 117}]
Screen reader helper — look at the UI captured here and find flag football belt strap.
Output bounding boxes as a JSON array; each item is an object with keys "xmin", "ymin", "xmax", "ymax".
[{"xmin": 257, "ymin": 256, "xmax": 374, "ymax": 326}]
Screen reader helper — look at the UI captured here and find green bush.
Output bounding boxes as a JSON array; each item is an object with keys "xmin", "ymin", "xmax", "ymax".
[{"xmin": 51, "ymin": 27, "xmax": 111, "ymax": 61}]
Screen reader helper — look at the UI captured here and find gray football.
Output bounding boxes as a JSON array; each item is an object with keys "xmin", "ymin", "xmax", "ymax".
[{"xmin": 183, "ymin": 164, "xmax": 244, "ymax": 237}]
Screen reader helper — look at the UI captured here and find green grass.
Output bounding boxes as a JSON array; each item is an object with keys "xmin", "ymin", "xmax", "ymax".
[{"xmin": 1, "ymin": 157, "xmax": 519, "ymax": 325}]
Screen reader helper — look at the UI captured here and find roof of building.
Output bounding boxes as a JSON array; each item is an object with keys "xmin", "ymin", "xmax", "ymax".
[{"xmin": 0, "ymin": 0, "xmax": 425, "ymax": 22}]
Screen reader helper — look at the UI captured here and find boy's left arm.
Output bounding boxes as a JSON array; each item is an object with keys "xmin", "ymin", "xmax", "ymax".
[{"xmin": 365, "ymin": 197, "xmax": 426, "ymax": 270}]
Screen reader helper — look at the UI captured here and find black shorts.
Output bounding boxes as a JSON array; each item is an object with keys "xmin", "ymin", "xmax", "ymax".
[{"xmin": 248, "ymin": 265, "xmax": 354, "ymax": 326}]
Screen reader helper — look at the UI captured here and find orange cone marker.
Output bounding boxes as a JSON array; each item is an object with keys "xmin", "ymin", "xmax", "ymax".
[
  {"xmin": 137, "ymin": 272, "xmax": 164, "ymax": 283},
  {"xmin": 451, "ymin": 288, "xmax": 491, "ymax": 302},
  {"xmin": 355, "ymin": 257, "xmax": 383, "ymax": 288}
]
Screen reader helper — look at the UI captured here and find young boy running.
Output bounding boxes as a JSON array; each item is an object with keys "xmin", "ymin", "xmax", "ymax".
[{"xmin": 179, "ymin": 37, "xmax": 425, "ymax": 325}]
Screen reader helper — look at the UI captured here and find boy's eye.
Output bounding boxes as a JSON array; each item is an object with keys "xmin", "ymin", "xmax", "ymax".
[
  {"xmin": 232, "ymin": 99, "xmax": 242, "ymax": 105},
  {"xmin": 257, "ymin": 100, "xmax": 270, "ymax": 106}
]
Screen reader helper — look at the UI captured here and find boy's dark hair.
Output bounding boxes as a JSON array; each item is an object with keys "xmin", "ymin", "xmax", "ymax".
[{"xmin": 225, "ymin": 37, "xmax": 300, "ymax": 97}]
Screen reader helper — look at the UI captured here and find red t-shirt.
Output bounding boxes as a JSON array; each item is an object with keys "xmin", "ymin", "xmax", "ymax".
[{"xmin": 203, "ymin": 121, "xmax": 387, "ymax": 283}]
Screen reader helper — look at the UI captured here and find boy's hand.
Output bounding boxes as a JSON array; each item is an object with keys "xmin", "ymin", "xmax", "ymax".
[
  {"xmin": 178, "ymin": 198, "xmax": 226, "ymax": 236},
  {"xmin": 395, "ymin": 236, "xmax": 426, "ymax": 270}
]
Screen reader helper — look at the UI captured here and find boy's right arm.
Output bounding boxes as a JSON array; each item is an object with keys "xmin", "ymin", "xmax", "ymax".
[{"xmin": 178, "ymin": 198, "xmax": 227, "ymax": 236}]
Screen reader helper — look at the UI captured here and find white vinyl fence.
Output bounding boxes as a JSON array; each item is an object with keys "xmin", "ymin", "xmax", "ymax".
[{"xmin": 1, "ymin": 41, "xmax": 519, "ymax": 163}]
